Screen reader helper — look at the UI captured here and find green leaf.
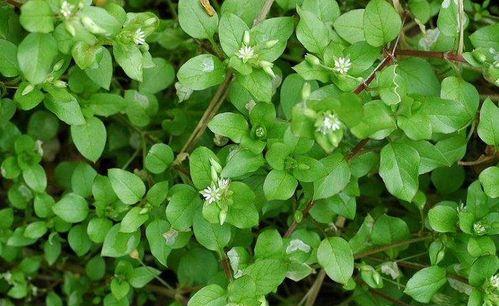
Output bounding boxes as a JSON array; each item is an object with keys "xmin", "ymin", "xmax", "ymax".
[
  {"xmin": 108, "ymin": 168, "xmax": 146, "ymax": 205},
  {"xmin": 254, "ymin": 229, "xmax": 283, "ymax": 259},
  {"xmin": 52, "ymin": 193, "xmax": 89, "ymax": 223},
  {"xmin": 237, "ymin": 70, "xmax": 273, "ymax": 102},
  {"xmin": 281, "ymin": 74, "xmax": 318, "ymax": 119},
  {"xmin": 470, "ymin": 23, "xmax": 499, "ymax": 50},
  {"xmin": 437, "ymin": 0, "xmax": 461, "ymax": 37},
  {"xmin": 68, "ymin": 224, "xmax": 92, "ymax": 256},
  {"xmin": 477, "ymin": 99, "xmax": 499, "ymax": 146},
  {"xmin": 86, "ymin": 256, "xmax": 106, "ymax": 280},
  {"xmin": 363, "ymin": 0, "xmax": 402, "ymax": 47},
  {"xmin": 101, "ymin": 224, "xmax": 140, "ymax": 257},
  {"xmin": 139, "ymin": 58, "xmax": 175, "ymax": 94},
  {"xmin": 120, "ymin": 207, "xmax": 149, "ymax": 233},
  {"xmin": 145, "ymin": 219, "xmax": 172, "ymax": 266},
  {"xmin": 371, "ymin": 214, "xmax": 410, "ymax": 253},
  {"xmin": 404, "ymin": 266, "xmax": 447, "ymax": 303},
  {"xmin": 334, "ymin": 9, "xmax": 365, "ymax": 44},
  {"xmin": 219, "ymin": 13, "xmax": 249, "ymax": 57},
  {"xmin": 221, "ymin": 0, "xmax": 265, "ymax": 25},
  {"xmin": 440, "ymin": 76, "xmax": 479, "ymax": 127},
  {"xmin": 166, "ymin": 185, "xmax": 202, "ymax": 231},
  {"xmin": 428, "ymin": 203, "xmax": 458, "ymax": 233},
  {"xmin": 408, "ymin": 0, "xmax": 431, "ymax": 24},
  {"xmin": 177, "ymin": 54, "xmax": 226, "ymax": 90},
  {"xmin": 226, "ymin": 182, "xmax": 259, "ymax": 229},
  {"xmin": 129, "ymin": 267, "xmax": 160, "ymax": 288},
  {"xmin": 317, "ymin": 237, "xmax": 354, "ymax": 284},
  {"xmin": 302, "ymin": 0, "xmax": 340, "ymax": 23},
  {"xmin": 44, "ymin": 87, "xmax": 86, "ymax": 125},
  {"xmin": 24, "ymin": 221, "xmax": 47, "ymax": 239},
  {"xmin": 71, "ymin": 117, "xmax": 107, "ymax": 163},
  {"xmin": 17, "ymin": 33, "xmax": 58, "ymax": 84},
  {"xmin": 22, "ymin": 164, "xmax": 47, "ymax": 193},
  {"xmin": 221, "ymin": 149, "xmax": 265, "ymax": 178},
  {"xmin": 72, "ymin": 42, "xmax": 102, "ymax": 69},
  {"xmin": 188, "ymin": 284, "xmax": 226, "ymax": 306},
  {"xmin": 20, "ymin": 0, "xmax": 54, "ymax": 33},
  {"xmin": 189, "ymin": 147, "xmax": 219, "ymax": 190},
  {"xmin": 479, "ymin": 166, "xmax": 499, "ymax": 198},
  {"xmin": 86, "ymin": 93, "xmax": 127, "ymax": 117},
  {"xmin": 244, "ymin": 259, "xmax": 287, "ymax": 295},
  {"xmin": 0, "ymin": 39, "xmax": 19, "ymax": 77},
  {"xmin": 296, "ymin": 7, "xmax": 331, "ymax": 55},
  {"xmin": 263, "ymin": 170, "xmax": 298, "ymax": 201},
  {"xmin": 313, "ymin": 153, "xmax": 351, "ymax": 200},
  {"xmin": 79, "ymin": 6, "xmax": 122, "ymax": 36},
  {"xmin": 113, "ymin": 42, "xmax": 143, "ymax": 81},
  {"xmin": 208, "ymin": 112, "xmax": 249, "ymax": 143},
  {"xmin": 250, "ymin": 17, "xmax": 294, "ymax": 62},
  {"xmin": 468, "ymin": 255, "xmax": 498, "ymax": 286},
  {"xmin": 398, "ymin": 58, "xmax": 440, "ymax": 96},
  {"xmin": 379, "ymin": 142, "xmax": 420, "ymax": 202},
  {"xmin": 84, "ymin": 48, "xmax": 113, "ymax": 90},
  {"xmin": 467, "ymin": 237, "xmax": 496, "ymax": 257},
  {"xmin": 87, "ymin": 217, "xmax": 113, "ymax": 243},
  {"xmin": 193, "ymin": 211, "xmax": 231, "ymax": 251},
  {"xmin": 145, "ymin": 143, "xmax": 174, "ymax": 174},
  {"xmin": 178, "ymin": 0, "xmax": 219, "ymax": 40}
]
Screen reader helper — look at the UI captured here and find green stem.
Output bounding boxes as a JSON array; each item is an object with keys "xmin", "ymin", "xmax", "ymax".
[{"xmin": 354, "ymin": 235, "xmax": 432, "ymax": 259}]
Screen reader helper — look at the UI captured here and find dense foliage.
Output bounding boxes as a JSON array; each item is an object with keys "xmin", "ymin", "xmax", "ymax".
[{"xmin": 0, "ymin": 0, "xmax": 498, "ymax": 305}]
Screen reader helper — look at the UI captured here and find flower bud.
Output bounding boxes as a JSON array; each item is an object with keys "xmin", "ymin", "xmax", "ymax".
[
  {"xmin": 301, "ymin": 82, "xmax": 311, "ymax": 101},
  {"xmin": 243, "ymin": 30, "xmax": 250, "ymax": 45},
  {"xmin": 305, "ymin": 53, "xmax": 321, "ymax": 66},
  {"xmin": 53, "ymin": 80, "xmax": 67, "ymax": 88},
  {"xmin": 81, "ymin": 16, "xmax": 106, "ymax": 34},
  {"xmin": 129, "ymin": 249, "xmax": 140, "ymax": 259},
  {"xmin": 22, "ymin": 84, "xmax": 34, "ymax": 96},
  {"xmin": 53, "ymin": 60, "xmax": 65, "ymax": 72},
  {"xmin": 265, "ymin": 39, "xmax": 279, "ymax": 48}
]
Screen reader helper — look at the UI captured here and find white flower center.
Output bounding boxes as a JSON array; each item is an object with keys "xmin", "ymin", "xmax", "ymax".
[
  {"xmin": 317, "ymin": 113, "xmax": 341, "ymax": 135},
  {"xmin": 333, "ymin": 57, "xmax": 352, "ymax": 75},
  {"xmin": 133, "ymin": 28, "xmax": 146, "ymax": 45},
  {"xmin": 60, "ymin": 1, "xmax": 74, "ymax": 18},
  {"xmin": 237, "ymin": 45, "xmax": 255, "ymax": 62},
  {"xmin": 200, "ymin": 185, "xmax": 222, "ymax": 204},
  {"xmin": 473, "ymin": 222, "xmax": 486, "ymax": 235},
  {"xmin": 200, "ymin": 178, "xmax": 231, "ymax": 204}
]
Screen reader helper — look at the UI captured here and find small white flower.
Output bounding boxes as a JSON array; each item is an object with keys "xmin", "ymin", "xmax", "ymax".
[
  {"xmin": 163, "ymin": 229, "xmax": 178, "ymax": 246},
  {"xmin": 60, "ymin": 1, "xmax": 75, "ymax": 18},
  {"xmin": 200, "ymin": 185, "xmax": 222, "ymax": 204},
  {"xmin": 333, "ymin": 57, "xmax": 352, "ymax": 75},
  {"xmin": 286, "ymin": 239, "xmax": 311, "ymax": 254},
  {"xmin": 473, "ymin": 222, "xmax": 486, "ymax": 235},
  {"xmin": 380, "ymin": 261, "xmax": 400, "ymax": 280},
  {"xmin": 237, "ymin": 45, "xmax": 256, "ymax": 63},
  {"xmin": 133, "ymin": 28, "xmax": 146, "ymax": 45},
  {"xmin": 317, "ymin": 113, "xmax": 341, "ymax": 135}
]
